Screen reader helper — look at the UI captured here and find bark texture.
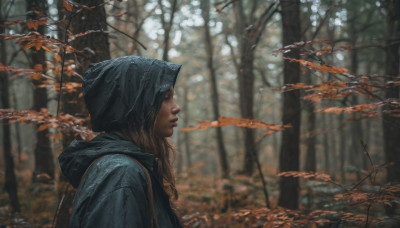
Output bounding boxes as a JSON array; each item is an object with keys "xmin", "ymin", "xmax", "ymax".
[
  {"xmin": 158, "ymin": 0, "xmax": 178, "ymax": 62},
  {"xmin": 232, "ymin": 1, "xmax": 278, "ymax": 175},
  {"xmin": 55, "ymin": 0, "xmax": 110, "ymax": 227},
  {"xmin": 278, "ymin": 0, "xmax": 301, "ymax": 210},
  {"xmin": 26, "ymin": 0, "xmax": 55, "ymax": 183},
  {"xmin": 201, "ymin": 0, "xmax": 229, "ymax": 178},
  {"xmin": 0, "ymin": 0, "xmax": 20, "ymax": 212},
  {"xmin": 383, "ymin": 0, "xmax": 400, "ymax": 216}
]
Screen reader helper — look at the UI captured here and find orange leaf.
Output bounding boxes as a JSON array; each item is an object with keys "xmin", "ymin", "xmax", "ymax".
[
  {"xmin": 314, "ymin": 45, "xmax": 333, "ymax": 56},
  {"xmin": 0, "ymin": 20, "xmax": 22, "ymax": 27},
  {"xmin": 287, "ymin": 58, "xmax": 349, "ymax": 74},
  {"xmin": 54, "ymin": 132, "xmax": 63, "ymax": 139},
  {"xmin": 65, "ymin": 45, "xmax": 83, "ymax": 53},
  {"xmin": 68, "ymin": 30, "xmax": 102, "ymax": 42},
  {"xmin": 35, "ymin": 41, "xmax": 42, "ymax": 51},
  {"xmin": 19, "ymin": 152, "xmax": 29, "ymax": 161},
  {"xmin": 56, "ymin": 54, "xmax": 62, "ymax": 62},
  {"xmin": 66, "ymin": 65, "xmax": 74, "ymax": 76},
  {"xmin": 27, "ymin": 20, "xmax": 39, "ymax": 30},
  {"xmin": 37, "ymin": 123, "xmax": 51, "ymax": 132},
  {"xmin": 63, "ymin": 0, "xmax": 74, "ymax": 12},
  {"xmin": 32, "ymin": 73, "xmax": 42, "ymax": 80},
  {"xmin": 52, "ymin": 66, "xmax": 61, "ymax": 76},
  {"xmin": 26, "ymin": 19, "xmax": 47, "ymax": 30},
  {"xmin": 180, "ymin": 116, "xmax": 289, "ymax": 133},
  {"xmin": 41, "ymin": 45, "xmax": 57, "ymax": 53},
  {"xmin": 115, "ymin": 11, "xmax": 126, "ymax": 18}
]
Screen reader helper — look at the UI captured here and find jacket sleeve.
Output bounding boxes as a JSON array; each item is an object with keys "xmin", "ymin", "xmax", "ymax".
[
  {"xmin": 70, "ymin": 154, "xmax": 152, "ymax": 228},
  {"xmin": 82, "ymin": 187, "xmax": 149, "ymax": 228}
]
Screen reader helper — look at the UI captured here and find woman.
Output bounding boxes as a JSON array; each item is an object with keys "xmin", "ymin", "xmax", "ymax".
[{"xmin": 59, "ymin": 56, "xmax": 182, "ymax": 227}]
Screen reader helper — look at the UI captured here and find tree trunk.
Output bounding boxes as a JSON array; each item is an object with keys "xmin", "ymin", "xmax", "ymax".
[
  {"xmin": 322, "ymin": 113, "xmax": 330, "ymax": 172},
  {"xmin": 278, "ymin": 0, "xmax": 301, "ymax": 210},
  {"xmin": 26, "ymin": 0, "xmax": 55, "ymax": 183},
  {"xmin": 200, "ymin": 0, "xmax": 229, "ymax": 178},
  {"xmin": 61, "ymin": 0, "xmax": 110, "ymax": 144},
  {"xmin": 339, "ymin": 113, "xmax": 347, "ymax": 182},
  {"xmin": 182, "ymin": 81, "xmax": 192, "ymax": 169},
  {"xmin": 158, "ymin": 0, "xmax": 178, "ymax": 62},
  {"xmin": 329, "ymin": 114, "xmax": 338, "ymax": 175},
  {"xmin": 349, "ymin": 35, "xmax": 364, "ymax": 176},
  {"xmin": 55, "ymin": 0, "xmax": 110, "ymax": 226},
  {"xmin": 176, "ymin": 125, "xmax": 183, "ymax": 175},
  {"xmin": 383, "ymin": 0, "xmax": 400, "ymax": 216},
  {"xmin": 126, "ymin": 0, "xmax": 146, "ymax": 56},
  {"xmin": 304, "ymin": 100, "xmax": 316, "ymax": 172},
  {"xmin": 239, "ymin": 52, "xmax": 257, "ymax": 175},
  {"xmin": 232, "ymin": 1, "xmax": 257, "ymax": 175},
  {"xmin": 0, "ymin": 1, "xmax": 21, "ymax": 212},
  {"xmin": 61, "ymin": 0, "xmax": 110, "ymax": 121}
]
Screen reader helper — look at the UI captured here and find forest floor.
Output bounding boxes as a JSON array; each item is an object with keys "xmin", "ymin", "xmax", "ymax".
[{"xmin": 0, "ymin": 166, "xmax": 399, "ymax": 228}]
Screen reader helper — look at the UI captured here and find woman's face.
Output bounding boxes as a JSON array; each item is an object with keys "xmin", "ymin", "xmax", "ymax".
[{"xmin": 155, "ymin": 87, "xmax": 180, "ymax": 138}]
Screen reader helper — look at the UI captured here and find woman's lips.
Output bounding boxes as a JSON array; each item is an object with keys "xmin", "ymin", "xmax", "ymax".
[{"xmin": 171, "ymin": 118, "xmax": 178, "ymax": 127}]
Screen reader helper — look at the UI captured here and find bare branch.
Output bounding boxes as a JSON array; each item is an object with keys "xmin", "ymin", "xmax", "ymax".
[
  {"xmin": 216, "ymin": 0, "xmax": 238, "ymax": 13},
  {"xmin": 224, "ymin": 33, "xmax": 239, "ymax": 72},
  {"xmin": 105, "ymin": 21, "xmax": 147, "ymax": 50},
  {"xmin": 311, "ymin": 4, "xmax": 335, "ymax": 40},
  {"xmin": 252, "ymin": 1, "xmax": 280, "ymax": 47}
]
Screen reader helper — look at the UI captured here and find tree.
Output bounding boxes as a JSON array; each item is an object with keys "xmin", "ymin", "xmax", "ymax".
[
  {"xmin": 0, "ymin": 0, "xmax": 21, "ymax": 213},
  {"xmin": 230, "ymin": 0, "xmax": 279, "ymax": 175},
  {"xmin": 382, "ymin": 0, "xmax": 400, "ymax": 215},
  {"xmin": 55, "ymin": 0, "xmax": 110, "ymax": 227},
  {"xmin": 26, "ymin": 0, "xmax": 55, "ymax": 183},
  {"xmin": 158, "ymin": 0, "xmax": 178, "ymax": 61},
  {"xmin": 200, "ymin": 0, "xmax": 229, "ymax": 178},
  {"xmin": 182, "ymin": 81, "xmax": 192, "ymax": 169},
  {"xmin": 278, "ymin": 0, "xmax": 301, "ymax": 209},
  {"xmin": 58, "ymin": 0, "xmax": 110, "ymax": 144}
]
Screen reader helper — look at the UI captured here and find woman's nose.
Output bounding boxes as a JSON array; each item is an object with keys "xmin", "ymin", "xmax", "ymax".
[{"xmin": 172, "ymin": 103, "xmax": 180, "ymax": 114}]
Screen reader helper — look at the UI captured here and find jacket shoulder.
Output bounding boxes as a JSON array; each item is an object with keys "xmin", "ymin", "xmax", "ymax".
[
  {"xmin": 70, "ymin": 154, "xmax": 152, "ymax": 228},
  {"xmin": 73, "ymin": 154, "xmax": 150, "ymax": 203}
]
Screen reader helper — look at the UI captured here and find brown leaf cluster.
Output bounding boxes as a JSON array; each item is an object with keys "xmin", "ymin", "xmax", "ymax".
[
  {"xmin": 0, "ymin": 108, "xmax": 93, "ymax": 140},
  {"xmin": 316, "ymin": 98, "xmax": 400, "ymax": 117},
  {"xmin": 0, "ymin": 62, "xmax": 43, "ymax": 79},
  {"xmin": 273, "ymin": 39, "xmax": 331, "ymax": 56},
  {"xmin": 287, "ymin": 58, "xmax": 349, "ymax": 74},
  {"xmin": 26, "ymin": 18, "xmax": 49, "ymax": 31},
  {"xmin": 316, "ymin": 103, "xmax": 383, "ymax": 117},
  {"xmin": 67, "ymin": 30, "xmax": 104, "ymax": 42},
  {"xmin": 334, "ymin": 184, "xmax": 400, "ymax": 208},
  {"xmin": 284, "ymin": 81, "xmax": 350, "ymax": 102},
  {"xmin": 278, "ymin": 171, "xmax": 334, "ymax": 183},
  {"xmin": 1, "ymin": 32, "xmax": 82, "ymax": 53},
  {"xmin": 179, "ymin": 116, "xmax": 290, "ymax": 134},
  {"xmin": 0, "ymin": 18, "xmax": 48, "ymax": 31}
]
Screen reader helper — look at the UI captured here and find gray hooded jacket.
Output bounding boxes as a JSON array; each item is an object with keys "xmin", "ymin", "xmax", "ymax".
[{"xmin": 59, "ymin": 56, "xmax": 182, "ymax": 228}]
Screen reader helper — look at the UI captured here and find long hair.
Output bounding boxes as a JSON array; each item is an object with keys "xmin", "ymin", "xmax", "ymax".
[{"xmin": 115, "ymin": 110, "xmax": 178, "ymax": 200}]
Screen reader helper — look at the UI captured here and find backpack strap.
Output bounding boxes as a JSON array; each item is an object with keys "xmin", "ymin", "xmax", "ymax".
[{"xmin": 79, "ymin": 155, "xmax": 158, "ymax": 228}]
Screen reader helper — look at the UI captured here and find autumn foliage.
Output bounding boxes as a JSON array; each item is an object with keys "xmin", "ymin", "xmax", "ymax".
[
  {"xmin": 180, "ymin": 116, "xmax": 291, "ymax": 135},
  {"xmin": 0, "ymin": 0, "xmax": 399, "ymax": 227}
]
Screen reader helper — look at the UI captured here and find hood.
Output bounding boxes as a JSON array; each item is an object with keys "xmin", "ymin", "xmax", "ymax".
[
  {"xmin": 83, "ymin": 56, "xmax": 182, "ymax": 132},
  {"xmin": 59, "ymin": 133, "xmax": 156, "ymax": 188}
]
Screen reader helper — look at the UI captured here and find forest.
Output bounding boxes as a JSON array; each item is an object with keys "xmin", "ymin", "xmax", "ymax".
[{"xmin": 0, "ymin": 0, "xmax": 400, "ymax": 227}]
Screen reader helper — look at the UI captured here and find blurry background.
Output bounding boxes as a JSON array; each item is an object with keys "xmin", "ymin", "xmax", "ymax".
[{"xmin": 0, "ymin": 0, "xmax": 399, "ymax": 227}]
